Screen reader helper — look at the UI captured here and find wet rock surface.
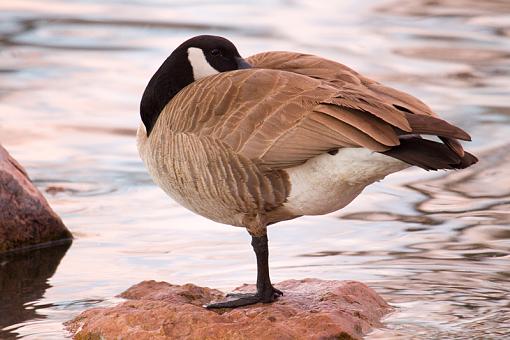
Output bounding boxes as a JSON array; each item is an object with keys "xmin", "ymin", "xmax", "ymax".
[
  {"xmin": 66, "ymin": 278, "xmax": 391, "ymax": 340},
  {"xmin": 0, "ymin": 144, "xmax": 71, "ymax": 253}
]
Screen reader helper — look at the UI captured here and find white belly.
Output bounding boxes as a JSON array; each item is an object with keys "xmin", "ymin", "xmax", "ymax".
[{"xmin": 283, "ymin": 148, "xmax": 409, "ymax": 216}]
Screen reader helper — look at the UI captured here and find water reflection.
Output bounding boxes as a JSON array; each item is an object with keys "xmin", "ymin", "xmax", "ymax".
[{"xmin": 0, "ymin": 242, "xmax": 71, "ymax": 339}]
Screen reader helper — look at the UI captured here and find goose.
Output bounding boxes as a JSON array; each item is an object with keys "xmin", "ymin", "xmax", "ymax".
[{"xmin": 137, "ymin": 35, "xmax": 478, "ymax": 308}]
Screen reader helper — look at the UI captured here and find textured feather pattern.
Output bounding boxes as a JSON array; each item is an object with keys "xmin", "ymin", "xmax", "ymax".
[
  {"xmin": 138, "ymin": 50, "xmax": 477, "ymax": 230},
  {"xmin": 247, "ymin": 51, "xmax": 434, "ymax": 118},
  {"xmin": 247, "ymin": 51, "xmax": 473, "ymax": 159},
  {"xmin": 137, "ymin": 125, "xmax": 290, "ymax": 230},
  {"xmin": 161, "ymin": 68, "xmax": 422, "ymax": 169}
]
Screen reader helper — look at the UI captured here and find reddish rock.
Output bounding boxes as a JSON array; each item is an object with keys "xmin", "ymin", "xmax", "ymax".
[
  {"xmin": 0, "ymin": 144, "xmax": 71, "ymax": 253},
  {"xmin": 66, "ymin": 278, "xmax": 391, "ymax": 340}
]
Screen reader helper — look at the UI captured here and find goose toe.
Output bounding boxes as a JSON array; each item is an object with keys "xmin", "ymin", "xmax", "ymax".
[{"xmin": 206, "ymin": 287, "xmax": 283, "ymax": 309}]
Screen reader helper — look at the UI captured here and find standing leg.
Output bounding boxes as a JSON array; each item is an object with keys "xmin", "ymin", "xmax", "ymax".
[
  {"xmin": 205, "ymin": 233, "xmax": 283, "ymax": 309},
  {"xmin": 252, "ymin": 234, "xmax": 283, "ymax": 301}
]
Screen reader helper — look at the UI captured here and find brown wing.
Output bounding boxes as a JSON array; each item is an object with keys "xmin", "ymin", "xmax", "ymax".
[
  {"xmin": 247, "ymin": 51, "xmax": 469, "ymax": 158},
  {"xmin": 247, "ymin": 51, "xmax": 437, "ymax": 117},
  {"xmin": 159, "ymin": 68, "xmax": 469, "ymax": 170}
]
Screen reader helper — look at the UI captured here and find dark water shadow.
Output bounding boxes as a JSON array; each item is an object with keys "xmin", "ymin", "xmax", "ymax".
[{"xmin": 0, "ymin": 241, "xmax": 72, "ymax": 339}]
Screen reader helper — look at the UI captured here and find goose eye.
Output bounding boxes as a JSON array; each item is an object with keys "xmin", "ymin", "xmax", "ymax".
[{"xmin": 210, "ymin": 49, "xmax": 221, "ymax": 56}]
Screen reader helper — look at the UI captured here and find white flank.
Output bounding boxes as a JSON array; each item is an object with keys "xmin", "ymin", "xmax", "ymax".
[
  {"xmin": 283, "ymin": 148, "xmax": 409, "ymax": 216},
  {"xmin": 187, "ymin": 47, "xmax": 219, "ymax": 80}
]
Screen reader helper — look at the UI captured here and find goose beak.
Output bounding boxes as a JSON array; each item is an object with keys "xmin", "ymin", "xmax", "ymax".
[{"xmin": 236, "ymin": 57, "xmax": 251, "ymax": 69}]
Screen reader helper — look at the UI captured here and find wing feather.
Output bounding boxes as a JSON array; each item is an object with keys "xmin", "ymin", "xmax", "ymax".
[
  {"xmin": 159, "ymin": 55, "xmax": 473, "ymax": 169},
  {"xmin": 247, "ymin": 51, "xmax": 472, "ymax": 158},
  {"xmin": 159, "ymin": 68, "xmax": 398, "ymax": 169}
]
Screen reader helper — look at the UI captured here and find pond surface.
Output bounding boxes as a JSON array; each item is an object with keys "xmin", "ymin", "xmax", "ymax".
[{"xmin": 0, "ymin": 0, "xmax": 509, "ymax": 338}]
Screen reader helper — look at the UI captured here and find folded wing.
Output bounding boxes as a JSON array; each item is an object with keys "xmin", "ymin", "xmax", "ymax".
[
  {"xmin": 160, "ymin": 66, "xmax": 475, "ymax": 171},
  {"xmin": 247, "ymin": 52, "xmax": 477, "ymax": 168}
]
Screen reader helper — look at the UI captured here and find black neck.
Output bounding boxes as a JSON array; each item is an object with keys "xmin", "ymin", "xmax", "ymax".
[{"xmin": 140, "ymin": 50, "xmax": 194, "ymax": 136}]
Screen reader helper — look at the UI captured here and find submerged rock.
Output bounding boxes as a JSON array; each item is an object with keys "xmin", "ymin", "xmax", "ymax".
[
  {"xmin": 66, "ymin": 278, "xmax": 391, "ymax": 340},
  {"xmin": 0, "ymin": 144, "xmax": 71, "ymax": 253}
]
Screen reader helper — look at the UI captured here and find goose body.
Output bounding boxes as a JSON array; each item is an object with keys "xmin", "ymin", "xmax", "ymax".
[{"xmin": 137, "ymin": 35, "xmax": 477, "ymax": 308}]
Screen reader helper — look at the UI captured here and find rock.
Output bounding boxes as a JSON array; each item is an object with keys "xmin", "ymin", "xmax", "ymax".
[
  {"xmin": 0, "ymin": 144, "xmax": 72, "ymax": 253},
  {"xmin": 66, "ymin": 278, "xmax": 391, "ymax": 340}
]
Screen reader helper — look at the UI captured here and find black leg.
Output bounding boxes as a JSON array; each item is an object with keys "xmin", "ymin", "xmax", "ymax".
[
  {"xmin": 205, "ymin": 234, "xmax": 283, "ymax": 309},
  {"xmin": 252, "ymin": 234, "xmax": 283, "ymax": 300}
]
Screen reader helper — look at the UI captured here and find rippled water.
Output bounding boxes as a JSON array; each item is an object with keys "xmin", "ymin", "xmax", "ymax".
[{"xmin": 0, "ymin": 0, "xmax": 509, "ymax": 338}]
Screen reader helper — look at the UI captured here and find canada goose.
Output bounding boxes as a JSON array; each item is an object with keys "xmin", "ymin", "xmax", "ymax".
[{"xmin": 137, "ymin": 35, "xmax": 478, "ymax": 308}]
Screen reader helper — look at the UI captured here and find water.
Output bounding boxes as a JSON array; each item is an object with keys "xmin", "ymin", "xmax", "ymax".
[{"xmin": 0, "ymin": 0, "xmax": 509, "ymax": 338}]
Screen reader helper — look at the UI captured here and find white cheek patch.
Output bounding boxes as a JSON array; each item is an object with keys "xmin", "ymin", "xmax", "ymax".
[{"xmin": 187, "ymin": 47, "xmax": 219, "ymax": 80}]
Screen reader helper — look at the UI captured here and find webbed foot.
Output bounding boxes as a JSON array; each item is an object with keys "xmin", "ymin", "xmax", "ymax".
[{"xmin": 205, "ymin": 287, "xmax": 283, "ymax": 309}]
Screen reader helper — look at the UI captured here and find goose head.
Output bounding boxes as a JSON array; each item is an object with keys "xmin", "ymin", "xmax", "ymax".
[
  {"xmin": 140, "ymin": 35, "xmax": 251, "ymax": 136},
  {"xmin": 185, "ymin": 35, "xmax": 251, "ymax": 80}
]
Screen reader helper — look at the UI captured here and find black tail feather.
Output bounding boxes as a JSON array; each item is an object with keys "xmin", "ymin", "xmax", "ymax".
[{"xmin": 382, "ymin": 137, "xmax": 478, "ymax": 171}]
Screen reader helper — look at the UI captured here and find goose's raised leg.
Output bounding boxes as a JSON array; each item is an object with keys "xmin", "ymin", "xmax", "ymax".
[{"xmin": 205, "ymin": 234, "xmax": 282, "ymax": 309}]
